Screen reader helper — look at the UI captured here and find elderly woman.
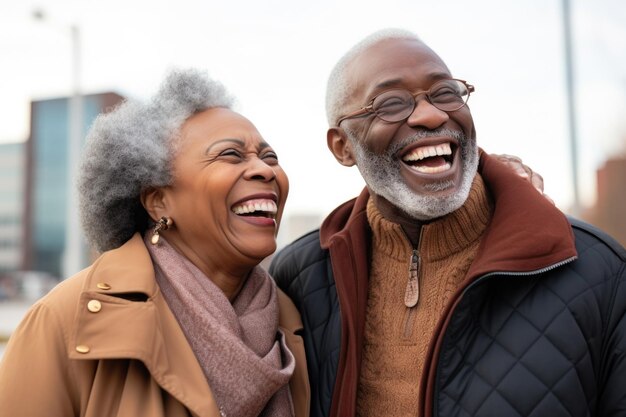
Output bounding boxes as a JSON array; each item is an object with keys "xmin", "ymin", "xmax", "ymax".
[{"xmin": 0, "ymin": 69, "xmax": 308, "ymax": 417}]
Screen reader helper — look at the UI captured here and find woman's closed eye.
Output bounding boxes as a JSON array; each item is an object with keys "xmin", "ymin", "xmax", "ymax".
[
  {"xmin": 218, "ymin": 148, "xmax": 244, "ymax": 161},
  {"xmin": 216, "ymin": 148, "xmax": 279, "ymax": 165},
  {"xmin": 261, "ymin": 151, "xmax": 279, "ymax": 164}
]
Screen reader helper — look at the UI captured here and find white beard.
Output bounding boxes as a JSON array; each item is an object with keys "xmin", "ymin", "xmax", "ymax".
[{"xmin": 346, "ymin": 128, "xmax": 479, "ymax": 221}]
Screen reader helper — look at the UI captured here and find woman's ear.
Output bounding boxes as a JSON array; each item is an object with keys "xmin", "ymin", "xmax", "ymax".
[
  {"xmin": 327, "ymin": 127, "xmax": 356, "ymax": 167},
  {"xmin": 140, "ymin": 187, "xmax": 169, "ymax": 222}
]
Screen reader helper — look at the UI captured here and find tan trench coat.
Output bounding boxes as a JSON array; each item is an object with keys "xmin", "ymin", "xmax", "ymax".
[{"xmin": 0, "ymin": 234, "xmax": 310, "ymax": 417}]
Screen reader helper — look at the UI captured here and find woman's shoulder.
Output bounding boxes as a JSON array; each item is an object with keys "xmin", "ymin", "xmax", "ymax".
[
  {"xmin": 0, "ymin": 266, "xmax": 95, "ymax": 377},
  {"xmin": 36, "ymin": 266, "xmax": 94, "ymax": 317},
  {"xmin": 276, "ymin": 287, "xmax": 302, "ymax": 333}
]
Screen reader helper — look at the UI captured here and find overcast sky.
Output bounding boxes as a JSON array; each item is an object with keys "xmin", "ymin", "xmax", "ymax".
[{"xmin": 1, "ymin": 0, "xmax": 625, "ymax": 220}]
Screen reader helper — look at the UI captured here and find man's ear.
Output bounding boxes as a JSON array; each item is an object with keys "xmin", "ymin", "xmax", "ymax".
[
  {"xmin": 327, "ymin": 127, "xmax": 356, "ymax": 167},
  {"xmin": 140, "ymin": 187, "xmax": 169, "ymax": 222}
]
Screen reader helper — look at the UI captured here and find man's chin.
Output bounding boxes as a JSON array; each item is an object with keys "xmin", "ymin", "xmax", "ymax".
[
  {"xmin": 390, "ymin": 169, "xmax": 478, "ymax": 221},
  {"xmin": 401, "ymin": 171, "xmax": 462, "ymax": 199},
  {"xmin": 404, "ymin": 191, "xmax": 468, "ymax": 221}
]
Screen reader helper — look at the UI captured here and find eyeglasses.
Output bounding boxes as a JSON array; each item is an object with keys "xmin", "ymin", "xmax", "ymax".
[{"xmin": 336, "ymin": 78, "xmax": 475, "ymax": 125}]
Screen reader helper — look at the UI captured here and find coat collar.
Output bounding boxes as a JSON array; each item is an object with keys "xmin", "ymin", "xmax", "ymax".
[
  {"xmin": 77, "ymin": 232, "xmax": 158, "ymax": 297},
  {"xmin": 68, "ymin": 233, "xmax": 220, "ymax": 416},
  {"xmin": 466, "ymin": 151, "xmax": 577, "ymax": 278}
]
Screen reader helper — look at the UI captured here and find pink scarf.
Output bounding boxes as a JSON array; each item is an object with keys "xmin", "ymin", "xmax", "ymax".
[{"xmin": 145, "ymin": 235, "xmax": 295, "ymax": 417}]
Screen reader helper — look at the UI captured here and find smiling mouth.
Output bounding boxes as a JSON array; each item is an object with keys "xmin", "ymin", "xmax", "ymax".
[
  {"xmin": 232, "ymin": 199, "xmax": 278, "ymax": 219},
  {"xmin": 401, "ymin": 142, "xmax": 455, "ymax": 174}
]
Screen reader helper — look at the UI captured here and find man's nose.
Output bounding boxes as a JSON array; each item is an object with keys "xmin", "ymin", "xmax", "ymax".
[{"xmin": 405, "ymin": 98, "xmax": 449, "ymax": 130}]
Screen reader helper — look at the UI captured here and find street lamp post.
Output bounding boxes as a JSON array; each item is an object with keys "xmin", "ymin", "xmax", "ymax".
[
  {"xmin": 562, "ymin": 0, "xmax": 581, "ymax": 216},
  {"xmin": 65, "ymin": 23, "xmax": 84, "ymax": 278}
]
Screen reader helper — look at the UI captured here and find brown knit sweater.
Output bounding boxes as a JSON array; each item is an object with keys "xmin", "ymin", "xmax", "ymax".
[{"xmin": 356, "ymin": 175, "xmax": 493, "ymax": 417}]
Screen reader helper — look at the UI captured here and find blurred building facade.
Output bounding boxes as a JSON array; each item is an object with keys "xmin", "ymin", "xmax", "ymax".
[
  {"xmin": 22, "ymin": 92, "xmax": 124, "ymax": 279},
  {"xmin": 278, "ymin": 213, "xmax": 323, "ymax": 247},
  {"xmin": 0, "ymin": 142, "xmax": 25, "ymax": 274},
  {"xmin": 583, "ymin": 156, "xmax": 626, "ymax": 247}
]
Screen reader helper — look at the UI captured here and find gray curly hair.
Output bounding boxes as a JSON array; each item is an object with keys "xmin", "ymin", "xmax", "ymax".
[
  {"xmin": 78, "ymin": 68, "xmax": 234, "ymax": 252},
  {"xmin": 325, "ymin": 28, "xmax": 421, "ymax": 126}
]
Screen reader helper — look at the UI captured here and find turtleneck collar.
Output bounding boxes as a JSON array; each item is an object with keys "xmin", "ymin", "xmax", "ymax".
[{"xmin": 366, "ymin": 174, "xmax": 494, "ymax": 262}]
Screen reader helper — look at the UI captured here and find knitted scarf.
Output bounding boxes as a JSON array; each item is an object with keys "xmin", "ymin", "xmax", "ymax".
[{"xmin": 145, "ymin": 236, "xmax": 295, "ymax": 417}]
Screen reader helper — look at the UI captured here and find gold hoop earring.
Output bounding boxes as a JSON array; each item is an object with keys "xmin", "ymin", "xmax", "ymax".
[{"xmin": 150, "ymin": 216, "xmax": 173, "ymax": 245}]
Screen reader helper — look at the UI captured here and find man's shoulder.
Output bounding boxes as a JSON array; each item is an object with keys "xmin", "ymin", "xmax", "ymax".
[
  {"xmin": 560, "ymin": 218, "xmax": 626, "ymax": 306},
  {"xmin": 569, "ymin": 217, "xmax": 626, "ymax": 264},
  {"xmin": 270, "ymin": 229, "xmax": 334, "ymax": 295},
  {"xmin": 271, "ymin": 229, "xmax": 327, "ymax": 276}
]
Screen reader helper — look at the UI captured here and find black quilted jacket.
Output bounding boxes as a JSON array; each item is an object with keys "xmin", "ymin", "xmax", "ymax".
[{"xmin": 270, "ymin": 154, "xmax": 626, "ymax": 417}]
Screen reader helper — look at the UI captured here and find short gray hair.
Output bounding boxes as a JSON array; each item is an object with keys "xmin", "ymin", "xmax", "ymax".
[
  {"xmin": 78, "ymin": 68, "xmax": 234, "ymax": 252},
  {"xmin": 325, "ymin": 28, "xmax": 421, "ymax": 126}
]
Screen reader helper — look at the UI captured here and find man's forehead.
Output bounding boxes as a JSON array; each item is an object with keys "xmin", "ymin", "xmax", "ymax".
[{"xmin": 345, "ymin": 38, "xmax": 450, "ymax": 99}]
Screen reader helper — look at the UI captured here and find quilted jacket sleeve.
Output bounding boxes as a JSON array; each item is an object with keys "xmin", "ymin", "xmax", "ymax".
[
  {"xmin": 570, "ymin": 219, "xmax": 626, "ymax": 416},
  {"xmin": 270, "ymin": 230, "xmax": 341, "ymax": 417},
  {"xmin": 597, "ymin": 246, "xmax": 626, "ymax": 416}
]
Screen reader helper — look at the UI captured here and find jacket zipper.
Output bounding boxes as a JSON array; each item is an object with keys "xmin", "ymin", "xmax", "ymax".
[{"xmin": 429, "ymin": 255, "xmax": 578, "ymax": 417}]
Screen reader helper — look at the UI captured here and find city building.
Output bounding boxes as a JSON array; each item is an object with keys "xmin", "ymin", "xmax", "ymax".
[
  {"xmin": 0, "ymin": 142, "xmax": 25, "ymax": 274},
  {"xmin": 0, "ymin": 142, "xmax": 25, "ymax": 300},
  {"xmin": 584, "ymin": 155, "xmax": 626, "ymax": 247},
  {"xmin": 23, "ymin": 92, "xmax": 124, "ymax": 279}
]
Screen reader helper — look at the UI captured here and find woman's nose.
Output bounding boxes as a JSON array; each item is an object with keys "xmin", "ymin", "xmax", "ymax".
[{"xmin": 245, "ymin": 157, "xmax": 277, "ymax": 182}]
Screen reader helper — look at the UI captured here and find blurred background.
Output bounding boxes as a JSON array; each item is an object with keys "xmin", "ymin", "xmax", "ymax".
[{"xmin": 1, "ymin": 0, "xmax": 625, "ymax": 356}]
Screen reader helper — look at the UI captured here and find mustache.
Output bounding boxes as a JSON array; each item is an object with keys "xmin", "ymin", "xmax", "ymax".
[{"xmin": 389, "ymin": 128, "xmax": 466, "ymax": 157}]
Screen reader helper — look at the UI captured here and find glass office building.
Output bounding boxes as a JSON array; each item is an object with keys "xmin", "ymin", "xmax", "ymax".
[{"xmin": 25, "ymin": 93, "xmax": 124, "ymax": 279}]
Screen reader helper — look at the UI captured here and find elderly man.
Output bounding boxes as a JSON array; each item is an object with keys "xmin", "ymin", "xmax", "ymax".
[{"xmin": 270, "ymin": 29, "xmax": 626, "ymax": 417}]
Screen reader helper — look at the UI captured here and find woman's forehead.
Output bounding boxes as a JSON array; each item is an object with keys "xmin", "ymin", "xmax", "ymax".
[{"xmin": 179, "ymin": 108, "xmax": 265, "ymax": 148}]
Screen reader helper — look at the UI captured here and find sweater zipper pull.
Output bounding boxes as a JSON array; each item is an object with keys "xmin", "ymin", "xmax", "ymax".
[{"xmin": 404, "ymin": 249, "xmax": 419, "ymax": 308}]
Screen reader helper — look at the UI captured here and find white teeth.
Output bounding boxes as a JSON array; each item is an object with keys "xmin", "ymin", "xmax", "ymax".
[
  {"xmin": 232, "ymin": 199, "xmax": 278, "ymax": 216},
  {"xmin": 412, "ymin": 162, "xmax": 452, "ymax": 174},
  {"xmin": 403, "ymin": 143, "xmax": 452, "ymax": 162}
]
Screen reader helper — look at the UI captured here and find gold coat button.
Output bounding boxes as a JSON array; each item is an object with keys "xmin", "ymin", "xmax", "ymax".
[
  {"xmin": 76, "ymin": 345, "xmax": 90, "ymax": 354},
  {"xmin": 96, "ymin": 282, "xmax": 111, "ymax": 290},
  {"xmin": 87, "ymin": 299, "xmax": 102, "ymax": 313}
]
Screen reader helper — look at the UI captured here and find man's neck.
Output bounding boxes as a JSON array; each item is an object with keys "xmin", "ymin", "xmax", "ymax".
[
  {"xmin": 370, "ymin": 193, "xmax": 430, "ymax": 247},
  {"xmin": 400, "ymin": 222, "xmax": 424, "ymax": 247}
]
